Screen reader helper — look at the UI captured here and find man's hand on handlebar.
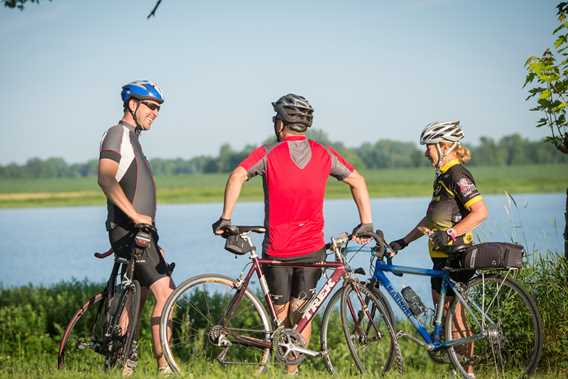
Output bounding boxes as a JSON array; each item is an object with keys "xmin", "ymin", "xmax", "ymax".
[
  {"xmin": 351, "ymin": 223, "xmax": 374, "ymax": 244},
  {"xmin": 212, "ymin": 217, "xmax": 232, "ymax": 236}
]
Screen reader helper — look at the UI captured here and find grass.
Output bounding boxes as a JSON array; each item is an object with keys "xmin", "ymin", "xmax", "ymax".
[
  {"xmin": 1, "ymin": 256, "xmax": 567, "ymax": 378},
  {"xmin": 0, "ymin": 354, "xmax": 564, "ymax": 379},
  {"xmin": 0, "ymin": 164, "xmax": 566, "ymax": 208}
]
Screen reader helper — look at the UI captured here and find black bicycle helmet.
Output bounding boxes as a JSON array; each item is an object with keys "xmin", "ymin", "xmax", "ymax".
[{"xmin": 272, "ymin": 93, "xmax": 314, "ymax": 132}]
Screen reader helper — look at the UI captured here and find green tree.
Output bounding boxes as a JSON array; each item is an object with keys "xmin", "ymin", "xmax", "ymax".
[
  {"xmin": 524, "ymin": 2, "xmax": 568, "ymax": 257},
  {"xmin": 470, "ymin": 137, "xmax": 505, "ymax": 166}
]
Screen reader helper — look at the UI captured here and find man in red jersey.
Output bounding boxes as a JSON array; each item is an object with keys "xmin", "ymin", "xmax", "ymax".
[{"xmin": 212, "ymin": 93, "xmax": 373, "ymax": 374}]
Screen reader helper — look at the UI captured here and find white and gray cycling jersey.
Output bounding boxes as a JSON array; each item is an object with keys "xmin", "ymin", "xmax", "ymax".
[{"xmin": 99, "ymin": 122, "xmax": 156, "ymax": 228}]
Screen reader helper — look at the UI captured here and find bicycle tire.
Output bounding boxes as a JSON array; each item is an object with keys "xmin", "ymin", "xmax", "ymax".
[
  {"xmin": 320, "ymin": 287, "xmax": 347, "ymax": 374},
  {"xmin": 339, "ymin": 281, "xmax": 401, "ymax": 375},
  {"xmin": 105, "ymin": 279, "xmax": 141, "ymax": 370},
  {"xmin": 57, "ymin": 292, "xmax": 106, "ymax": 370},
  {"xmin": 160, "ymin": 274, "xmax": 272, "ymax": 374},
  {"xmin": 367, "ymin": 282, "xmax": 396, "ymax": 329},
  {"xmin": 446, "ymin": 273, "xmax": 543, "ymax": 378}
]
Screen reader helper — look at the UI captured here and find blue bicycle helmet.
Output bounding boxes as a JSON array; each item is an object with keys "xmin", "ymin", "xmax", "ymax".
[{"xmin": 121, "ymin": 80, "xmax": 164, "ymax": 104}]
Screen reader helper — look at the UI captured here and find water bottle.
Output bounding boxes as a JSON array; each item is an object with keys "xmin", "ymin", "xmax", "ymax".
[{"xmin": 401, "ymin": 285, "xmax": 426, "ymax": 317}]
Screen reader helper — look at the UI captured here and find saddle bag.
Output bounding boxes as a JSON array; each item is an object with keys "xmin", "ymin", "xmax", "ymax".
[
  {"xmin": 224, "ymin": 234, "xmax": 253, "ymax": 255},
  {"xmin": 455, "ymin": 242, "xmax": 525, "ymax": 270}
]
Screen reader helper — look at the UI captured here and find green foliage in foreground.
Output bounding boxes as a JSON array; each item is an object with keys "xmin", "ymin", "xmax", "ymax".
[
  {"xmin": 0, "ymin": 164, "xmax": 566, "ymax": 208},
  {"xmin": 1, "ymin": 255, "xmax": 567, "ymax": 378}
]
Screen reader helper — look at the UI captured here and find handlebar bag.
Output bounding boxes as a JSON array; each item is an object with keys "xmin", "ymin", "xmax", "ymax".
[{"xmin": 456, "ymin": 242, "xmax": 524, "ymax": 270}]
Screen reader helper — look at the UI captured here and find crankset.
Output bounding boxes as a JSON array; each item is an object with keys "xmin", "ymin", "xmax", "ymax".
[{"xmin": 272, "ymin": 327, "xmax": 309, "ymax": 365}]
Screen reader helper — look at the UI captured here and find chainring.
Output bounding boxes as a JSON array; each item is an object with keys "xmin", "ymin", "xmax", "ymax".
[{"xmin": 272, "ymin": 327, "xmax": 306, "ymax": 365}]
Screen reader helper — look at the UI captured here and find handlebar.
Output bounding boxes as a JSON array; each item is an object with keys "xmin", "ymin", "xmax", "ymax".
[
  {"xmin": 218, "ymin": 225, "xmax": 266, "ymax": 236},
  {"xmin": 353, "ymin": 230, "xmax": 402, "ymax": 275},
  {"xmin": 94, "ymin": 248, "xmax": 114, "ymax": 259},
  {"xmin": 94, "ymin": 224, "xmax": 156, "ymax": 260}
]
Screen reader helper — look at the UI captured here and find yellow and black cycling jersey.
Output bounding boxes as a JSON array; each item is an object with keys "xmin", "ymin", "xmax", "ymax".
[{"xmin": 425, "ymin": 159, "xmax": 483, "ymax": 258}]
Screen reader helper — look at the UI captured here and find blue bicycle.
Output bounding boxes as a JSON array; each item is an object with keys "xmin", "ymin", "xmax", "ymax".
[{"xmin": 343, "ymin": 231, "xmax": 543, "ymax": 379}]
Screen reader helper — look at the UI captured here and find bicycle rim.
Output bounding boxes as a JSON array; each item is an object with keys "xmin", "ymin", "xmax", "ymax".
[
  {"xmin": 340, "ymin": 281, "xmax": 399, "ymax": 375},
  {"xmin": 320, "ymin": 288, "xmax": 350, "ymax": 374},
  {"xmin": 57, "ymin": 292, "xmax": 106, "ymax": 370},
  {"xmin": 446, "ymin": 274, "xmax": 543, "ymax": 378},
  {"xmin": 160, "ymin": 274, "xmax": 272, "ymax": 373}
]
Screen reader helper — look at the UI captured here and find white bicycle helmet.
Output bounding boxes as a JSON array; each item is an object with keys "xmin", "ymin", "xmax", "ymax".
[
  {"xmin": 420, "ymin": 121, "xmax": 465, "ymax": 169},
  {"xmin": 420, "ymin": 121, "xmax": 464, "ymax": 145}
]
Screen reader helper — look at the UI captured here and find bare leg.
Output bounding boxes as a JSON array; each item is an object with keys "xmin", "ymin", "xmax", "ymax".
[
  {"xmin": 433, "ymin": 290, "xmax": 474, "ymax": 376},
  {"xmin": 272, "ymin": 302, "xmax": 297, "ymax": 373},
  {"xmin": 136, "ymin": 287, "xmax": 149, "ymax": 338},
  {"xmin": 452, "ymin": 302, "xmax": 474, "ymax": 375},
  {"xmin": 286, "ymin": 297, "xmax": 312, "ymax": 374},
  {"xmin": 149, "ymin": 276, "xmax": 176, "ymax": 369}
]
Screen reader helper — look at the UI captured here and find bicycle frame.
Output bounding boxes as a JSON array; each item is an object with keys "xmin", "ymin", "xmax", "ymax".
[
  {"xmin": 225, "ymin": 249, "xmax": 347, "ymax": 335},
  {"xmin": 218, "ymin": 234, "xmax": 358, "ymax": 354},
  {"xmin": 369, "ymin": 256, "xmax": 486, "ymax": 351}
]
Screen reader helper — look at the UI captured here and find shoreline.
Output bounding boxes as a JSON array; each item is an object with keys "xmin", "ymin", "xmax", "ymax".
[
  {"xmin": 1, "ymin": 164, "xmax": 566, "ymax": 208},
  {"xmin": 0, "ymin": 188, "xmax": 565, "ymax": 209}
]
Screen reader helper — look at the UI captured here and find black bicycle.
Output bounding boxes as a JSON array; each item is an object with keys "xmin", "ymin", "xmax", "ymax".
[{"xmin": 57, "ymin": 224, "xmax": 155, "ymax": 372}]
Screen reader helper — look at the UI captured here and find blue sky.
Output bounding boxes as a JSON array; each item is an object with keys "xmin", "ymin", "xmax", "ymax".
[{"xmin": 0, "ymin": 0, "xmax": 559, "ymax": 164}]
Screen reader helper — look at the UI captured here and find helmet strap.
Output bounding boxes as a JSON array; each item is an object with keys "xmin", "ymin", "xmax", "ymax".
[
  {"xmin": 435, "ymin": 142, "xmax": 458, "ymax": 170},
  {"xmin": 128, "ymin": 100, "xmax": 143, "ymax": 132},
  {"xmin": 274, "ymin": 119, "xmax": 284, "ymax": 142}
]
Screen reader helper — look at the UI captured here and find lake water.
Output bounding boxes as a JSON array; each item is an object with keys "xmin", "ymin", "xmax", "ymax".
[{"xmin": 0, "ymin": 193, "xmax": 564, "ymax": 309}]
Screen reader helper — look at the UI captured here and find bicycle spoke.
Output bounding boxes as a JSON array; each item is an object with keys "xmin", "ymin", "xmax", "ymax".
[
  {"xmin": 58, "ymin": 293, "xmax": 107, "ymax": 371},
  {"xmin": 446, "ymin": 274, "xmax": 543, "ymax": 379},
  {"xmin": 339, "ymin": 283, "xmax": 399, "ymax": 375},
  {"xmin": 161, "ymin": 276, "xmax": 271, "ymax": 373}
]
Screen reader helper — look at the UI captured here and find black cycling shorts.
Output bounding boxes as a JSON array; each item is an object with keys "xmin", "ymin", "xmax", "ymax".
[
  {"xmin": 431, "ymin": 257, "xmax": 475, "ymax": 296},
  {"xmin": 262, "ymin": 248, "xmax": 326, "ymax": 305},
  {"xmin": 109, "ymin": 225, "xmax": 170, "ymax": 288}
]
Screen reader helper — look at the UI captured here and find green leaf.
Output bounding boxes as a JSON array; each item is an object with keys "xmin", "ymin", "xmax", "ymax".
[
  {"xmin": 540, "ymin": 89, "xmax": 552, "ymax": 100},
  {"xmin": 555, "ymin": 34, "xmax": 568, "ymax": 48},
  {"xmin": 523, "ymin": 72, "xmax": 537, "ymax": 87}
]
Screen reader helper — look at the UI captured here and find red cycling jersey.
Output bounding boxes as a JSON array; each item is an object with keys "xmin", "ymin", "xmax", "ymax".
[{"xmin": 239, "ymin": 135, "xmax": 354, "ymax": 258}]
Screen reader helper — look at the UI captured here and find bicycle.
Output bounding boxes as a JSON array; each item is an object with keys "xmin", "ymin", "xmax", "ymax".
[
  {"xmin": 350, "ymin": 230, "xmax": 544, "ymax": 379},
  {"xmin": 159, "ymin": 225, "xmax": 402, "ymax": 375},
  {"xmin": 57, "ymin": 224, "xmax": 157, "ymax": 372}
]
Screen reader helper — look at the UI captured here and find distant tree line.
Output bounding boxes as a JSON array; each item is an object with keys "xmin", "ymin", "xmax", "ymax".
[{"xmin": 1, "ymin": 132, "xmax": 566, "ymax": 179}]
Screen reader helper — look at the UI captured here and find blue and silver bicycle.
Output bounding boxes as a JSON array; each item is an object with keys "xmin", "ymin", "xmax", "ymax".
[{"xmin": 343, "ymin": 230, "xmax": 543, "ymax": 379}]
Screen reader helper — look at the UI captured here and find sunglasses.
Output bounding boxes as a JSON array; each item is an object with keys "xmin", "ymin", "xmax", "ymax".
[{"xmin": 141, "ymin": 101, "xmax": 161, "ymax": 112}]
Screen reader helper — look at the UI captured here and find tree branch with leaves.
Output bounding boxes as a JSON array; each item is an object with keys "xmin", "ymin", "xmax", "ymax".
[
  {"xmin": 524, "ymin": 2, "xmax": 568, "ymax": 154},
  {"xmin": 3, "ymin": 0, "xmax": 164, "ymax": 18},
  {"xmin": 525, "ymin": 2, "xmax": 568, "ymax": 258}
]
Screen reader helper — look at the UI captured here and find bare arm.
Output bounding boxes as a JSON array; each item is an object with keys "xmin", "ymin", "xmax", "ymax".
[
  {"xmin": 452, "ymin": 199, "xmax": 488, "ymax": 236},
  {"xmin": 342, "ymin": 170, "xmax": 372, "ymax": 224},
  {"xmin": 401, "ymin": 216, "xmax": 429, "ymax": 243},
  {"xmin": 220, "ymin": 166, "xmax": 248, "ymax": 220},
  {"xmin": 98, "ymin": 159, "xmax": 152, "ymax": 225}
]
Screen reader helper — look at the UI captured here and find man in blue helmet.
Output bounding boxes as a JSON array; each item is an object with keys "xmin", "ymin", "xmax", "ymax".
[{"xmin": 98, "ymin": 80, "xmax": 175, "ymax": 376}]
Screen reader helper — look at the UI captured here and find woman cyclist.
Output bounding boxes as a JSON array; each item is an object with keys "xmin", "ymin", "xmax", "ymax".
[{"xmin": 389, "ymin": 121, "xmax": 488, "ymax": 378}]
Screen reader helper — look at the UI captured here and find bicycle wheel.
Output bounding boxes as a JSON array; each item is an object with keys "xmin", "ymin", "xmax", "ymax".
[
  {"xmin": 160, "ymin": 274, "xmax": 272, "ymax": 374},
  {"xmin": 105, "ymin": 279, "xmax": 141, "ymax": 370},
  {"xmin": 339, "ymin": 281, "xmax": 401, "ymax": 375},
  {"xmin": 446, "ymin": 273, "xmax": 543, "ymax": 378},
  {"xmin": 321, "ymin": 283, "xmax": 397, "ymax": 375},
  {"xmin": 58, "ymin": 292, "xmax": 107, "ymax": 370}
]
